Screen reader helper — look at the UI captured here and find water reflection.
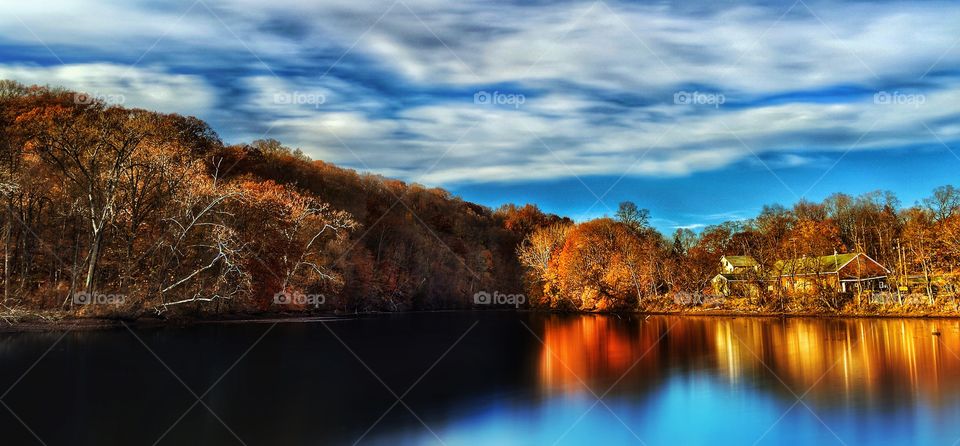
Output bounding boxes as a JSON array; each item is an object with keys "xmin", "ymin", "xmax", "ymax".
[
  {"xmin": 538, "ymin": 315, "xmax": 960, "ymax": 411},
  {"xmin": 3, "ymin": 314, "xmax": 960, "ymax": 445},
  {"xmin": 371, "ymin": 315, "xmax": 960, "ymax": 445}
]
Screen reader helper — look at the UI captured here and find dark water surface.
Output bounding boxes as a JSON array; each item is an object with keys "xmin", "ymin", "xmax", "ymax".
[{"xmin": 2, "ymin": 313, "xmax": 960, "ymax": 445}]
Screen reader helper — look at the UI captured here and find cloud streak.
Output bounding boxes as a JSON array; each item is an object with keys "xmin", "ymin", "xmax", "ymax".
[{"xmin": 1, "ymin": 0, "xmax": 959, "ymax": 188}]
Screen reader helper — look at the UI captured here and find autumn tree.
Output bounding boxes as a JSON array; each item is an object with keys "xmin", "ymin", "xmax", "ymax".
[
  {"xmin": 744, "ymin": 205, "xmax": 793, "ymax": 306},
  {"xmin": 517, "ymin": 222, "xmax": 571, "ymax": 307},
  {"xmin": 18, "ymin": 103, "xmax": 161, "ymax": 294},
  {"xmin": 615, "ymin": 201, "xmax": 650, "ymax": 233},
  {"xmin": 784, "ymin": 218, "xmax": 844, "ymax": 258},
  {"xmin": 553, "ymin": 219, "xmax": 657, "ymax": 311},
  {"xmin": 496, "ymin": 203, "xmax": 570, "ymax": 236},
  {"xmin": 237, "ymin": 180, "xmax": 356, "ymax": 307},
  {"xmin": 923, "ymin": 185, "xmax": 960, "ymax": 222},
  {"xmin": 901, "ymin": 207, "xmax": 936, "ymax": 303}
]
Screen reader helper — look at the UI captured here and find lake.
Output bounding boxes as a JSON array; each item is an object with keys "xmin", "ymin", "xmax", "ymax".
[{"xmin": 2, "ymin": 313, "xmax": 959, "ymax": 445}]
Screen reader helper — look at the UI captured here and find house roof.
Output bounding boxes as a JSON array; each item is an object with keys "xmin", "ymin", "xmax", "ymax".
[
  {"xmin": 718, "ymin": 252, "xmax": 889, "ymax": 279},
  {"xmin": 774, "ymin": 253, "xmax": 861, "ymax": 275},
  {"xmin": 722, "ymin": 255, "xmax": 758, "ymax": 267}
]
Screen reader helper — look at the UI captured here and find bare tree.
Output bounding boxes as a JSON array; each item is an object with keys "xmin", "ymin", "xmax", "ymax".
[
  {"xmin": 152, "ymin": 179, "xmax": 246, "ymax": 313},
  {"xmin": 22, "ymin": 105, "xmax": 158, "ymax": 293},
  {"xmin": 276, "ymin": 196, "xmax": 357, "ymax": 294},
  {"xmin": 924, "ymin": 185, "xmax": 960, "ymax": 222}
]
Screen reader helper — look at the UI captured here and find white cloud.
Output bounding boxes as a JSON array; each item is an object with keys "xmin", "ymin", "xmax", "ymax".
[
  {"xmin": 3, "ymin": 0, "xmax": 960, "ymax": 187},
  {"xmin": 0, "ymin": 63, "xmax": 216, "ymax": 116},
  {"xmin": 247, "ymin": 78, "xmax": 960, "ymax": 186}
]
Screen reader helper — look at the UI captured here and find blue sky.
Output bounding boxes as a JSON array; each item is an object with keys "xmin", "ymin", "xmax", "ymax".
[{"xmin": 2, "ymin": 0, "xmax": 959, "ymax": 232}]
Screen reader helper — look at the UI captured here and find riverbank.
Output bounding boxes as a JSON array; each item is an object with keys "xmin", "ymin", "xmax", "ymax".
[
  {"xmin": 635, "ymin": 294, "xmax": 960, "ymax": 319},
  {"xmin": 0, "ymin": 310, "xmax": 356, "ymax": 332},
  {"xmin": 3, "ymin": 305, "xmax": 960, "ymax": 332},
  {"xmin": 640, "ymin": 308, "xmax": 960, "ymax": 319}
]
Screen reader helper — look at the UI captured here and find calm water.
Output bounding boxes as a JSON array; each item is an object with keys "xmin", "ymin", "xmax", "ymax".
[{"xmin": 2, "ymin": 313, "xmax": 960, "ymax": 445}]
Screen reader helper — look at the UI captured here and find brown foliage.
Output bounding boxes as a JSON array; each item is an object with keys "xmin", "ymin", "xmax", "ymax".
[
  {"xmin": 0, "ymin": 81, "xmax": 551, "ymax": 317},
  {"xmin": 520, "ymin": 218, "xmax": 658, "ymax": 311}
]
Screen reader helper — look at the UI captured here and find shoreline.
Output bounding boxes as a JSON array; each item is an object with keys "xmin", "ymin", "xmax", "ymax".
[
  {"xmin": 3, "ymin": 308, "xmax": 959, "ymax": 332},
  {"xmin": 636, "ymin": 309, "xmax": 960, "ymax": 319}
]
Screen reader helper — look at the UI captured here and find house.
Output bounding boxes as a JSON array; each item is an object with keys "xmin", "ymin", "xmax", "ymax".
[
  {"xmin": 712, "ymin": 255, "xmax": 761, "ymax": 297},
  {"xmin": 720, "ymin": 255, "xmax": 758, "ymax": 274},
  {"xmin": 774, "ymin": 252, "xmax": 890, "ymax": 294},
  {"xmin": 712, "ymin": 252, "xmax": 890, "ymax": 297}
]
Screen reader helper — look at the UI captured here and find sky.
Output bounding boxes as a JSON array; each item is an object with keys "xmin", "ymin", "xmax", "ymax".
[{"xmin": 1, "ymin": 0, "xmax": 959, "ymax": 233}]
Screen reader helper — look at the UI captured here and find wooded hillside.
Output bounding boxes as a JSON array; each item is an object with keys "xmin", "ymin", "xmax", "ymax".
[
  {"xmin": 4, "ymin": 80, "xmax": 959, "ymax": 320},
  {"xmin": 0, "ymin": 81, "xmax": 565, "ymax": 317}
]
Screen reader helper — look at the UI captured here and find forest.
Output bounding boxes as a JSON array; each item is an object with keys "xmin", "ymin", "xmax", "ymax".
[
  {"xmin": 518, "ymin": 190, "xmax": 960, "ymax": 314},
  {"xmin": 2, "ymin": 80, "xmax": 960, "ymax": 320},
  {"xmin": 0, "ymin": 81, "xmax": 569, "ymax": 319}
]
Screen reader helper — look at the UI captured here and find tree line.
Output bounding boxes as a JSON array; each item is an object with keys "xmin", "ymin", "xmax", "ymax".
[
  {"xmin": 4, "ymin": 80, "xmax": 959, "ymax": 318},
  {"xmin": 0, "ymin": 81, "xmax": 568, "ymax": 318},
  {"xmin": 518, "ymin": 189, "xmax": 960, "ymax": 312}
]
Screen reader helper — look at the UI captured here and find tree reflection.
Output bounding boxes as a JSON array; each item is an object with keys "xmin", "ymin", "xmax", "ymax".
[{"xmin": 537, "ymin": 315, "xmax": 960, "ymax": 411}]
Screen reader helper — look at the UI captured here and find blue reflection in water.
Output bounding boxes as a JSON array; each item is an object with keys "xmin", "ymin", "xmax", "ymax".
[
  {"xmin": 3, "ymin": 313, "xmax": 960, "ymax": 445},
  {"xmin": 371, "ymin": 373, "xmax": 960, "ymax": 445},
  {"xmin": 365, "ymin": 315, "xmax": 960, "ymax": 445}
]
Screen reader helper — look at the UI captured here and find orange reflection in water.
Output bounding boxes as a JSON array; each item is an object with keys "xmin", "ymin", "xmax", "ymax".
[{"xmin": 537, "ymin": 315, "xmax": 960, "ymax": 407}]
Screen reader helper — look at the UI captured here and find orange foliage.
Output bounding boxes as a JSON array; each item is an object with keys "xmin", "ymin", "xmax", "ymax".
[{"xmin": 0, "ymin": 81, "xmax": 552, "ymax": 316}]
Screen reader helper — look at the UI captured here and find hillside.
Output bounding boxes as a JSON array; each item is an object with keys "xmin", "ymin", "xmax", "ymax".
[
  {"xmin": 4, "ymin": 80, "xmax": 960, "ymax": 321},
  {"xmin": 0, "ymin": 81, "xmax": 565, "ymax": 318}
]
